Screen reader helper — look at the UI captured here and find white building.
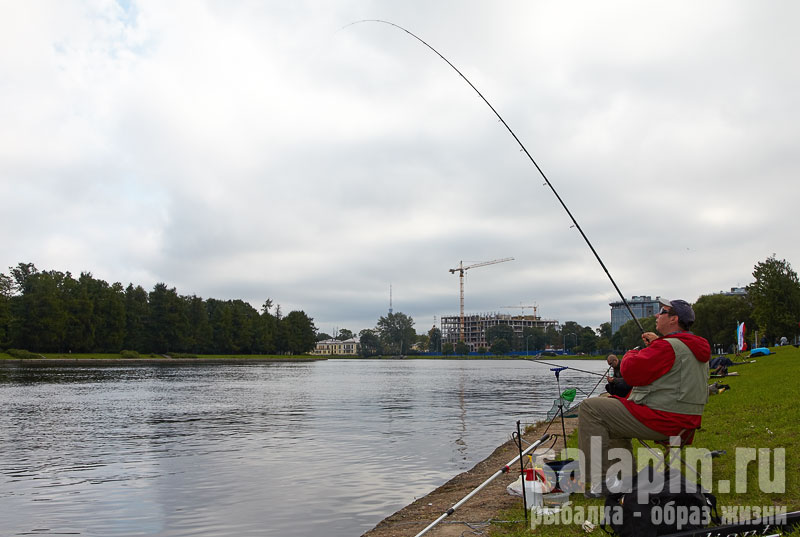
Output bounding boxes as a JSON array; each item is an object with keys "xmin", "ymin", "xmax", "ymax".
[{"xmin": 312, "ymin": 337, "xmax": 360, "ymax": 356}]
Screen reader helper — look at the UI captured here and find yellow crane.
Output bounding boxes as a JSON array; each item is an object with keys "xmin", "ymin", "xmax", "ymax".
[
  {"xmin": 449, "ymin": 257, "xmax": 514, "ymax": 342},
  {"xmin": 500, "ymin": 304, "xmax": 538, "ymax": 318}
]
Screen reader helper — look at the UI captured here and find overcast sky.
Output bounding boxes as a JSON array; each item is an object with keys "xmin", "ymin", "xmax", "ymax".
[{"xmin": 2, "ymin": 1, "xmax": 798, "ymax": 336}]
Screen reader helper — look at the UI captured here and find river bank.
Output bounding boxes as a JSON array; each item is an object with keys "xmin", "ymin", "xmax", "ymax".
[
  {"xmin": 361, "ymin": 417, "xmax": 579, "ymax": 537},
  {"xmin": 363, "ymin": 347, "xmax": 799, "ymax": 537}
]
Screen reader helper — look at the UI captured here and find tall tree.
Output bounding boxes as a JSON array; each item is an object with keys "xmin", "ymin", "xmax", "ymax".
[
  {"xmin": 123, "ymin": 284, "xmax": 149, "ymax": 352},
  {"xmin": 692, "ymin": 294, "xmax": 753, "ymax": 349},
  {"xmin": 747, "ymin": 255, "xmax": 800, "ymax": 341},
  {"xmin": 427, "ymin": 326, "xmax": 442, "ymax": 353},
  {"xmin": 376, "ymin": 312, "xmax": 416, "ymax": 355},
  {"xmin": 522, "ymin": 326, "xmax": 546, "ymax": 353},
  {"xmin": 185, "ymin": 295, "xmax": 213, "ymax": 353},
  {"xmin": 148, "ymin": 283, "xmax": 188, "ymax": 354},
  {"xmin": 335, "ymin": 328, "xmax": 354, "ymax": 341},
  {"xmin": 611, "ymin": 316, "xmax": 656, "ymax": 352},
  {"xmin": 0, "ymin": 272, "xmax": 13, "ymax": 347},
  {"xmin": 282, "ymin": 310, "xmax": 317, "ymax": 354},
  {"xmin": 358, "ymin": 329, "xmax": 382, "ymax": 357},
  {"xmin": 13, "ymin": 270, "xmax": 69, "ymax": 351},
  {"xmin": 486, "ymin": 324, "xmax": 515, "ymax": 349},
  {"xmin": 64, "ymin": 272, "xmax": 95, "ymax": 352}
]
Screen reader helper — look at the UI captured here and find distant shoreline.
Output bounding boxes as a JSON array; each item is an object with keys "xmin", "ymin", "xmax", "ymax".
[
  {"xmin": 0, "ymin": 353, "xmax": 608, "ymax": 367},
  {"xmin": 0, "ymin": 356, "xmax": 326, "ymax": 366}
]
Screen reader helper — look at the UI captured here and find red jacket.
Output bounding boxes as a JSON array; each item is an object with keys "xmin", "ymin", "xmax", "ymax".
[{"xmin": 616, "ymin": 332, "xmax": 711, "ymax": 437}]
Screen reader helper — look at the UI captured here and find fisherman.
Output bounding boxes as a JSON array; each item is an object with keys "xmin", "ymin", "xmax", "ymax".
[
  {"xmin": 578, "ymin": 298, "xmax": 711, "ymax": 497},
  {"xmin": 604, "ymin": 354, "xmax": 632, "ymax": 397}
]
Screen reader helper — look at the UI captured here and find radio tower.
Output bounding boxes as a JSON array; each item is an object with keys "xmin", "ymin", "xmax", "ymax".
[{"xmin": 389, "ymin": 284, "xmax": 393, "ymax": 315}]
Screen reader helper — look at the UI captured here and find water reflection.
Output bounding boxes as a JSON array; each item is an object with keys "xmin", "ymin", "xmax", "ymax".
[{"xmin": 0, "ymin": 359, "xmax": 607, "ymax": 536}]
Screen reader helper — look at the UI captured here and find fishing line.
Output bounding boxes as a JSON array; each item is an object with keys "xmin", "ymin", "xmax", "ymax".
[
  {"xmin": 520, "ymin": 357, "xmax": 606, "ymax": 377},
  {"xmin": 345, "ymin": 19, "xmax": 644, "ymax": 333}
]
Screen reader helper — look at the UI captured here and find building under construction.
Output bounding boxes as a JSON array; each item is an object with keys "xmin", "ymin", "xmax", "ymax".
[{"xmin": 440, "ymin": 311, "xmax": 560, "ymax": 352}]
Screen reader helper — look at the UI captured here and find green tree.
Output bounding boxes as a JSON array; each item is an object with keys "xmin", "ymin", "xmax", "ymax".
[
  {"xmin": 747, "ymin": 255, "xmax": 800, "ymax": 341},
  {"xmin": 92, "ymin": 280, "xmax": 126, "ymax": 352},
  {"xmin": 486, "ymin": 324, "xmax": 515, "ymax": 349},
  {"xmin": 208, "ymin": 299, "xmax": 234, "ymax": 353},
  {"xmin": 185, "ymin": 295, "xmax": 213, "ymax": 353},
  {"xmin": 611, "ymin": 316, "xmax": 656, "ymax": 351},
  {"xmin": 692, "ymin": 294, "xmax": 753, "ymax": 349},
  {"xmin": 64, "ymin": 272, "xmax": 95, "ymax": 352},
  {"xmin": 442, "ymin": 342, "xmax": 454, "ymax": 356},
  {"xmin": 229, "ymin": 299, "xmax": 259, "ymax": 353},
  {"xmin": 544, "ymin": 324, "xmax": 561, "ymax": 348},
  {"xmin": 415, "ymin": 333, "xmax": 430, "ymax": 354},
  {"xmin": 428, "ymin": 326, "xmax": 442, "ymax": 352},
  {"xmin": 575, "ymin": 325, "xmax": 597, "ymax": 354},
  {"xmin": 124, "ymin": 284, "xmax": 149, "ymax": 352},
  {"xmin": 12, "ymin": 270, "xmax": 69, "ymax": 351},
  {"xmin": 0, "ymin": 272, "xmax": 12, "ymax": 347},
  {"xmin": 477, "ymin": 346, "xmax": 488, "ymax": 355},
  {"xmin": 490, "ymin": 338, "xmax": 511, "ymax": 355},
  {"xmin": 376, "ymin": 312, "xmax": 416, "ymax": 355},
  {"xmin": 597, "ymin": 322, "xmax": 612, "ymax": 340},
  {"xmin": 255, "ymin": 303, "xmax": 278, "ymax": 354},
  {"xmin": 358, "ymin": 329, "xmax": 382, "ymax": 357},
  {"xmin": 335, "ymin": 328, "xmax": 354, "ymax": 341},
  {"xmin": 455, "ymin": 340, "xmax": 469, "ymax": 355},
  {"xmin": 316, "ymin": 332, "xmax": 332, "ymax": 342},
  {"xmin": 282, "ymin": 310, "xmax": 317, "ymax": 354},
  {"xmin": 522, "ymin": 326, "xmax": 546, "ymax": 353},
  {"xmin": 148, "ymin": 283, "xmax": 188, "ymax": 354}
]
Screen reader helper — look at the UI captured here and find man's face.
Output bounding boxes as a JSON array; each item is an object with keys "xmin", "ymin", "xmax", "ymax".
[{"xmin": 656, "ymin": 306, "xmax": 678, "ymax": 334}]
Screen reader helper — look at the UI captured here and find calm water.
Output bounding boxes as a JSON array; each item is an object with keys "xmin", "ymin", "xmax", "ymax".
[{"xmin": 0, "ymin": 359, "xmax": 608, "ymax": 536}]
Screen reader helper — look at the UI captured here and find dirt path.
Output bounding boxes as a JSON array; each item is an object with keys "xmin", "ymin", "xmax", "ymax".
[{"xmin": 362, "ymin": 416, "xmax": 579, "ymax": 537}]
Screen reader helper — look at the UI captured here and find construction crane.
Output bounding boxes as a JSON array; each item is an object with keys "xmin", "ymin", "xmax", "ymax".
[
  {"xmin": 449, "ymin": 257, "xmax": 514, "ymax": 342},
  {"xmin": 500, "ymin": 304, "xmax": 538, "ymax": 318}
]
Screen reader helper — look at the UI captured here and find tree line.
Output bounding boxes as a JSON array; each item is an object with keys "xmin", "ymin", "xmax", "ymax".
[{"xmin": 0, "ymin": 263, "xmax": 317, "ymax": 355}]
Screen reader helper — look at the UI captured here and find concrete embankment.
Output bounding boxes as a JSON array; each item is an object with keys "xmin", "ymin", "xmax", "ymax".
[{"xmin": 362, "ymin": 415, "xmax": 579, "ymax": 537}]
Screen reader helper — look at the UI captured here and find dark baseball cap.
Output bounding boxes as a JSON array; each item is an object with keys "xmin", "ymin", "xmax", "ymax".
[{"xmin": 658, "ymin": 298, "xmax": 695, "ymax": 326}]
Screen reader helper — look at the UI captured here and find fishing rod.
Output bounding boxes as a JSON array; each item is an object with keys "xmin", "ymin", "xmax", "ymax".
[
  {"xmin": 347, "ymin": 20, "xmax": 645, "ymax": 334},
  {"xmin": 413, "ymin": 432, "xmax": 551, "ymax": 537},
  {"xmin": 521, "ymin": 356, "xmax": 606, "ymax": 377}
]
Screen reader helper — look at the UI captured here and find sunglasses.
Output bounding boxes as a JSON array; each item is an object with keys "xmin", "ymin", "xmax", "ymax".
[{"xmin": 657, "ymin": 308, "xmax": 673, "ymax": 316}]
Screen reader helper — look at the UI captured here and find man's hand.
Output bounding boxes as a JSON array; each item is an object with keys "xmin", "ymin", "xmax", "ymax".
[{"xmin": 641, "ymin": 331, "xmax": 659, "ymax": 346}]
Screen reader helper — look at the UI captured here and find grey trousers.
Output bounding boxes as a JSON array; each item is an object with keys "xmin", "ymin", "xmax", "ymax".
[{"xmin": 578, "ymin": 397, "xmax": 669, "ymax": 486}]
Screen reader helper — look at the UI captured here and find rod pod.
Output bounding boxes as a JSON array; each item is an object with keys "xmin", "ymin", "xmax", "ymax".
[
  {"xmin": 551, "ymin": 367, "xmax": 569, "ymax": 454},
  {"xmin": 412, "ymin": 433, "xmax": 551, "ymax": 537}
]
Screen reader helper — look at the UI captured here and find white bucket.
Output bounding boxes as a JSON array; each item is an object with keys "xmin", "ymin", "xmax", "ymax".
[{"xmin": 524, "ymin": 479, "xmax": 546, "ymax": 509}]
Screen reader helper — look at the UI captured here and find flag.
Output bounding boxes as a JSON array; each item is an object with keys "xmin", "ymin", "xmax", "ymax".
[{"xmin": 737, "ymin": 322, "xmax": 746, "ymax": 351}]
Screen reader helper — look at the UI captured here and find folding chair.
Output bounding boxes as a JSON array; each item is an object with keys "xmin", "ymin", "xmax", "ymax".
[{"xmin": 638, "ymin": 427, "xmax": 701, "ymax": 478}]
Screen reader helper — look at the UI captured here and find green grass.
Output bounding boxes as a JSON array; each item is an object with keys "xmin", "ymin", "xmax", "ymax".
[{"xmin": 490, "ymin": 347, "xmax": 800, "ymax": 535}]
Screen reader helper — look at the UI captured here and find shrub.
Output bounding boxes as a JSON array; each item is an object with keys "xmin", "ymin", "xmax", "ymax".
[
  {"xmin": 6, "ymin": 349, "xmax": 40, "ymax": 359},
  {"xmin": 120, "ymin": 350, "xmax": 140, "ymax": 359}
]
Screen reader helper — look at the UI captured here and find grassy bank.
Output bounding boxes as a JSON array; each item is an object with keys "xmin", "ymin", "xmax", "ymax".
[{"xmin": 491, "ymin": 346, "xmax": 799, "ymax": 536}]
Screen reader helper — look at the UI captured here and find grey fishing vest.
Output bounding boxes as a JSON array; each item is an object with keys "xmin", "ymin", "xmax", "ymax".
[{"xmin": 627, "ymin": 338, "xmax": 709, "ymax": 415}]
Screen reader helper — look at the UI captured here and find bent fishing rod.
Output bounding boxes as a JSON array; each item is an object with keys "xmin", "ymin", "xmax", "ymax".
[{"xmin": 347, "ymin": 20, "xmax": 645, "ymax": 334}]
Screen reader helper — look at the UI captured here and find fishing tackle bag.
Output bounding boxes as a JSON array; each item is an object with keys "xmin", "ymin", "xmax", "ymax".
[{"xmin": 601, "ymin": 466, "xmax": 720, "ymax": 537}]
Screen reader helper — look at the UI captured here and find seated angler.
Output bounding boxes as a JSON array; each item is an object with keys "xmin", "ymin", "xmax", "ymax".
[
  {"xmin": 605, "ymin": 353, "xmax": 632, "ymax": 398},
  {"xmin": 578, "ymin": 298, "xmax": 711, "ymax": 497}
]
